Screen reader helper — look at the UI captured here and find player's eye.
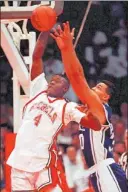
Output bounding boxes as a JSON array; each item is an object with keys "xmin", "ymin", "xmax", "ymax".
[{"xmin": 97, "ymin": 85, "xmax": 102, "ymax": 90}]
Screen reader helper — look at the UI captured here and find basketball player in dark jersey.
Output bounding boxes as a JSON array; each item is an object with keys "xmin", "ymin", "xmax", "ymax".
[{"xmin": 51, "ymin": 21, "xmax": 128, "ymax": 192}]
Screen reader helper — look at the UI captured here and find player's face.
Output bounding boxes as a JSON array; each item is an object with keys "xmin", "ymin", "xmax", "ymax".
[
  {"xmin": 92, "ymin": 83, "xmax": 110, "ymax": 102},
  {"xmin": 47, "ymin": 75, "xmax": 69, "ymax": 97}
]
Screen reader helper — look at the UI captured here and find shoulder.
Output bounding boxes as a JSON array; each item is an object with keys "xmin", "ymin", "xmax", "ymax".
[
  {"xmin": 103, "ymin": 104, "xmax": 112, "ymax": 121},
  {"xmin": 66, "ymin": 101, "xmax": 78, "ymax": 109}
]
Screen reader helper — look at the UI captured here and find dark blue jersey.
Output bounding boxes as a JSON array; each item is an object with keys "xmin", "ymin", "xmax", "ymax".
[{"xmin": 79, "ymin": 104, "xmax": 115, "ymax": 168}]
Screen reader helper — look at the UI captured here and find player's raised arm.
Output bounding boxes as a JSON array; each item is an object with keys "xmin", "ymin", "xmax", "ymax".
[
  {"xmin": 51, "ymin": 22, "xmax": 106, "ymax": 124},
  {"xmin": 31, "ymin": 32, "xmax": 49, "ymax": 81}
]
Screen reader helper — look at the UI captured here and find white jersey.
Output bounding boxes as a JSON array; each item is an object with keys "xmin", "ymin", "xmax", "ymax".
[{"xmin": 7, "ymin": 73, "xmax": 85, "ymax": 172}]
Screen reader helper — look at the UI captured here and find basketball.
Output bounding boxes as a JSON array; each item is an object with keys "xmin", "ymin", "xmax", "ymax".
[{"xmin": 31, "ymin": 6, "xmax": 57, "ymax": 31}]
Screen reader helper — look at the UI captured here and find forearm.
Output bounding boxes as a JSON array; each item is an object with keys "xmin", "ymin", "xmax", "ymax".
[
  {"xmin": 31, "ymin": 32, "xmax": 49, "ymax": 80},
  {"xmin": 33, "ymin": 32, "xmax": 49, "ymax": 59},
  {"xmin": 61, "ymin": 46, "xmax": 91, "ymax": 102},
  {"xmin": 61, "ymin": 46, "xmax": 106, "ymax": 124},
  {"xmin": 80, "ymin": 113, "xmax": 101, "ymax": 131},
  {"xmin": 61, "ymin": 46, "xmax": 85, "ymax": 77}
]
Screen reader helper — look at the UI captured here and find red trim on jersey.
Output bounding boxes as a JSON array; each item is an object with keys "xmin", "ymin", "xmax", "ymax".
[
  {"xmin": 46, "ymin": 123, "xmax": 64, "ymax": 167},
  {"xmin": 46, "ymin": 101, "xmax": 69, "ymax": 167},
  {"xmin": 22, "ymin": 90, "xmax": 47, "ymax": 116},
  {"xmin": 62, "ymin": 102, "xmax": 68, "ymax": 126},
  {"xmin": 22, "ymin": 91, "xmax": 66, "ymax": 116},
  {"xmin": 46, "ymin": 94, "xmax": 66, "ymax": 103}
]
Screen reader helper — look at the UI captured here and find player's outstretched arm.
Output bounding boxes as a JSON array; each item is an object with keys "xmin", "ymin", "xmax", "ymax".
[
  {"xmin": 51, "ymin": 22, "xmax": 106, "ymax": 124},
  {"xmin": 31, "ymin": 32, "xmax": 49, "ymax": 81},
  {"xmin": 51, "ymin": 22, "xmax": 85, "ymax": 78}
]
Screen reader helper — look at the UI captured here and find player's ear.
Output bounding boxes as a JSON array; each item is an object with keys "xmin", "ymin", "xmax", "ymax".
[
  {"xmin": 103, "ymin": 94, "xmax": 110, "ymax": 101},
  {"xmin": 63, "ymin": 86, "xmax": 68, "ymax": 94},
  {"xmin": 63, "ymin": 87, "xmax": 67, "ymax": 92}
]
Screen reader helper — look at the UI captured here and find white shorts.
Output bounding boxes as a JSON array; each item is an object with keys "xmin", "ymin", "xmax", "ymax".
[{"xmin": 11, "ymin": 167, "xmax": 53, "ymax": 191}]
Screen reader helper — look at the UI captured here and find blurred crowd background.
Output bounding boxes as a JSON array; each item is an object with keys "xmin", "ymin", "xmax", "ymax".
[{"xmin": 0, "ymin": 1, "xmax": 128, "ymax": 191}]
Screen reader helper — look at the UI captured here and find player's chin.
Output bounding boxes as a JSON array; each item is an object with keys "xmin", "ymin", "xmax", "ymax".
[{"xmin": 47, "ymin": 88, "xmax": 57, "ymax": 97}]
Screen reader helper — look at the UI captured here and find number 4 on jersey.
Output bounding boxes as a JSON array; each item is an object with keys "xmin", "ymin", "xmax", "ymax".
[{"xmin": 34, "ymin": 114, "xmax": 42, "ymax": 126}]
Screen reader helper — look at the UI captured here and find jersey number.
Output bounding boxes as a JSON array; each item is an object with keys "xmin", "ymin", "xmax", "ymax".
[
  {"xmin": 34, "ymin": 114, "xmax": 42, "ymax": 126},
  {"xmin": 79, "ymin": 134, "xmax": 84, "ymax": 150}
]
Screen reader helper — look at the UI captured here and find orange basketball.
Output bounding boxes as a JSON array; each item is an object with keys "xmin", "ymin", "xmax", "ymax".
[{"xmin": 31, "ymin": 6, "xmax": 57, "ymax": 31}]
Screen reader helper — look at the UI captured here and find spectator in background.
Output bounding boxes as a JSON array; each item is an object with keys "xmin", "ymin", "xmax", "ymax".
[
  {"xmin": 113, "ymin": 151, "xmax": 121, "ymax": 163},
  {"xmin": 114, "ymin": 141, "xmax": 125, "ymax": 157},
  {"xmin": 57, "ymin": 123, "xmax": 73, "ymax": 146},
  {"xmin": 110, "ymin": 2, "xmax": 125, "ymax": 19},
  {"xmin": 111, "ymin": 114, "xmax": 120, "ymax": 127},
  {"xmin": 71, "ymin": 122, "xmax": 79, "ymax": 135},
  {"xmin": 73, "ymin": 157, "xmax": 94, "ymax": 192},
  {"xmin": 63, "ymin": 146, "xmax": 90, "ymax": 192},
  {"xmin": 119, "ymin": 130, "xmax": 128, "ymax": 179},
  {"xmin": 103, "ymin": 36, "xmax": 127, "ymax": 79},
  {"xmin": 114, "ymin": 120, "xmax": 126, "ymax": 142},
  {"xmin": 72, "ymin": 133, "xmax": 80, "ymax": 151},
  {"xmin": 84, "ymin": 31, "xmax": 110, "ymax": 77},
  {"xmin": 113, "ymin": 19, "xmax": 127, "ymax": 60},
  {"xmin": 120, "ymin": 102, "xmax": 128, "ymax": 128}
]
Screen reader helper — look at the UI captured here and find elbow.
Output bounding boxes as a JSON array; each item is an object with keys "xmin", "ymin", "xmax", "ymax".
[
  {"xmin": 92, "ymin": 121, "xmax": 102, "ymax": 131},
  {"xmin": 88, "ymin": 112, "xmax": 102, "ymax": 131},
  {"xmin": 80, "ymin": 113, "xmax": 102, "ymax": 131}
]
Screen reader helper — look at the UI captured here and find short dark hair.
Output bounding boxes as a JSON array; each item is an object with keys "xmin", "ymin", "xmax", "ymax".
[
  {"xmin": 101, "ymin": 80, "xmax": 116, "ymax": 97},
  {"xmin": 58, "ymin": 73, "xmax": 70, "ymax": 84}
]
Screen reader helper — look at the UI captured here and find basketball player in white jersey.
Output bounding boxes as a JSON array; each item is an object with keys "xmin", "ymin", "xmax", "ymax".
[
  {"xmin": 7, "ymin": 31, "xmax": 101, "ymax": 192},
  {"xmin": 51, "ymin": 21, "xmax": 128, "ymax": 192}
]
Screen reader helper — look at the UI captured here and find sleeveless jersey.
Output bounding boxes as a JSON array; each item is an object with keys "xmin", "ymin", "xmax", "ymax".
[
  {"xmin": 79, "ymin": 104, "xmax": 115, "ymax": 167},
  {"xmin": 7, "ymin": 73, "xmax": 85, "ymax": 172}
]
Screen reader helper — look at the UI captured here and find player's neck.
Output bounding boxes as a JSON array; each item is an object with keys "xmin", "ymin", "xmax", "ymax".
[
  {"xmin": 47, "ymin": 92, "xmax": 63, "ymax": 99},
  {"xmin": 103, "ymin": 101, "xmax": 108, "ymax": 105},
  {"xmin": 101, "ymin": 98, "xmax": 108, "ymax": 105}
]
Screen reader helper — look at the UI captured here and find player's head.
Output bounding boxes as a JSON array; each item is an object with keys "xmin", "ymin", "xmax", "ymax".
[
  {"xmin": 92, "ymin": 80, "xmax": 115, "ymax": 103},
  {"xmin": 66, "ymin": 145, "xmax": 77, "ymax": 162},
  {"xmin": 47, "ymin": 73, "xmax": 70, "ymax": 97}
]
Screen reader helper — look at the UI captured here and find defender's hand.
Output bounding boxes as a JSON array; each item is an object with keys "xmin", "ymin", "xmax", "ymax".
[{"xmin": 50, "ymin": 21, "xmax": 75, "ymax": 50}]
